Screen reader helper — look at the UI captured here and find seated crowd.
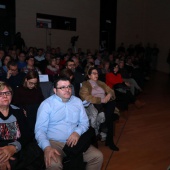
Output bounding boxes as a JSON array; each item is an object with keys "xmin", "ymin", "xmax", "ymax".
[{"xmin": 0, "ymin": 43, "xmax": 150, "ymax": 169}]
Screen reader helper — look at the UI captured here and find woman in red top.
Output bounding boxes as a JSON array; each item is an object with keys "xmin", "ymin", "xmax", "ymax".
[{"xmin": 106, "ymin": 63, "xmax": 145, "ymax": 111}]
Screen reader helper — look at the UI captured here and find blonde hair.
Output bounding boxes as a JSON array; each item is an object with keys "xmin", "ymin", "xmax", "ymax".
[{"xmin": 0, "ymin": 81, "xmax": 13, "ymax": 94}]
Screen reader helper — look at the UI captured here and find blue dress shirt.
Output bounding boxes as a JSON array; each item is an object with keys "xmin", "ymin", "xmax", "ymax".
[{"xmin": 35, "ymin": 94, "xmax": 89, "ymax": 150}]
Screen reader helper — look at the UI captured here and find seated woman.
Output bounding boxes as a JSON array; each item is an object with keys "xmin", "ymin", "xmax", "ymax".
[
  {"xmin": 21, "ymin": 55, "xmax": 42, "ymax": 74},
  {"xmin": 106, "ymin": 63, "xmax": 145, "ymax": 111},
  {"xmin": 45, "ymin": 56, "xmax": 60, "ymax": 82},
  {"xmin": 0, "ymin": 81, "xmax": 32, "ymax": 169},
  {"xmin": 12, "ymin": 71, "xmax": 44, "ymax": 138},
  {"xmin": 118, "ymin": 59, "xmax": 142, "ymax": 96},
  {"xmin": 79, "ymin": 67, "xmax": 119, "ymax": 151},
  {"xmin": 0, "ymin": 55, "xmax": 13, "ymax": 79}
]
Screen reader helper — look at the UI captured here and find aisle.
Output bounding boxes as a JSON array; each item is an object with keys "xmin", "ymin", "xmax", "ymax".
[{"xmin": 99, "ymin": 72, "xmax": 170, "ymax": 170}]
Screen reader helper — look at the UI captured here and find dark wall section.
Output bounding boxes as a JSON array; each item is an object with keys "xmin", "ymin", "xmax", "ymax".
[
  {"xmin": 100, "ymin": 0, "xmax": 117, "ymax": 53},
  {"xmin": 0, "ymin": 0, "xmax": 15, "ymax": 48}
]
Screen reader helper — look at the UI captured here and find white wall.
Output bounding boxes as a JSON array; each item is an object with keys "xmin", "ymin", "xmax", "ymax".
[
  {"xmin": 15, "ymin": 0, "xmax": 100, "ymax": 53},
  {"xmin": 116, "ymin": 0, "xmax": 170, "ymax": 73}
]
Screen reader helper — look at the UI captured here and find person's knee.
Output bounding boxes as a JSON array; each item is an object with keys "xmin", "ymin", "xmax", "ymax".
[
  {"xmin": 91, "ymin": 149, "xmax": 103, "ymax": 163},
  {"xmin": 97, "ymin": 150, "xmax": 104, "ymax": 163},
  {"xmin": 47, "ymin": 160, "xmax": 63, "ymax": 170}
]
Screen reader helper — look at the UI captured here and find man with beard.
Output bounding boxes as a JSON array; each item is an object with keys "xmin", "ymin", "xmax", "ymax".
[{"xmin": 65, "ymin": 59, "xmax": 85, "ymax": 97}]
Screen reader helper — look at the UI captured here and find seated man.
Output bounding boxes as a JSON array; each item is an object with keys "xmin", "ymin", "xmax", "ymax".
[
  {"xmin": 35, "ymin": 76, "xmax": 103, "ymax": 170},
  {"xmin": 2, "ymin": 60, "xmax": 26, "ymax": 92}
]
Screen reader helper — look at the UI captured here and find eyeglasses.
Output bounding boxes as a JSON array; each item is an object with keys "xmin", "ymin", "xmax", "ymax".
[
  {"xmin": 10, "ymin": 69, "xmax": 18, "ymax": 72},
  {"xmin": 28, "ymin": 81, "xmax": 37, "ymax": 86},
  {"xmin": 56, "ymin": 85, "xmax": 72, "ymax": 91},
  {"xmin": 0, "ymin": 91, "xmax": 12, "ymax": 97},
  {"xmin": 91, "ymin": 72, "xmax": 98, "ymax": 75},
  {"xmin": 68, "ymin": 64, "xmax": 75, "ymax": 67}
]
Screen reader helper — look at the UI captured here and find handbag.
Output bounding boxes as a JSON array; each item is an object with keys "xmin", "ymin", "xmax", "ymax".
[{"xmin": 114, "ymin": 83, "xmax": 130, "ymax": 93}]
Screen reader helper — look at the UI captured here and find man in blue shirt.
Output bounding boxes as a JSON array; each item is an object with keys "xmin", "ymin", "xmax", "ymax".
[{"xmin": 35, "ymin": 77, "xmax": 103, "ymax": 170}]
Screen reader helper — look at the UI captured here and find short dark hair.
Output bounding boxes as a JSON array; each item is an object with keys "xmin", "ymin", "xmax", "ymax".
[
  {"xmin": 7, "ymin": 60, "xmax": 17, "ymax": 68},
  {"xmin": 60, "ymin": 69, "xmax": 74, "ymax": 79},
  {"xmin": 65, "ymin": 59, "xmax": 74, "ymax": 66},
  {"xmin": 26, "ymin": 55, "xmax": 34, "ymax": 61},
  {"xmin": 54, "ymin": 76, "xmax": 71, "ymax": 88},
  {"xmin": 87, "ymin": 67, "xmax": 98, "ymax": 75}
]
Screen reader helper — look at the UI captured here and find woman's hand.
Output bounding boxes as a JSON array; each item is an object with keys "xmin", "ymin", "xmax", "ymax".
[
  {"xmin": 0, "ymin": 160, "xmax": 11, "ymax": 170},
  {"xmin": 0, "ymin": 146, "xmax": 16, "ymax": 163},
  {"xmin": 44, "ymin": 146, "xmax": 60, "ymax": 169},
  {"xmin": 102, "ymin": 94, "xmax": 111, "ymax": 103}
]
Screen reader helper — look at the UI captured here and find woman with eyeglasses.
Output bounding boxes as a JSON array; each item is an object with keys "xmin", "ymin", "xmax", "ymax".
[
  {"xmin": 12, "ymin": 71, "xmax": 44, "ymax": 139},
  {"xmin": 0, "ymin": 81, "xmax": 32, "ymax": 169},
  {"xmin": 79, "ymin": 67, "xmax": 119, "ymax": 151}
]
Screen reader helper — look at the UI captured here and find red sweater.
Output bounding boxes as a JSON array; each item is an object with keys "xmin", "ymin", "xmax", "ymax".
[{"xmin": 106, "ymin": 72, "xmax": 123, "ymax": 88}]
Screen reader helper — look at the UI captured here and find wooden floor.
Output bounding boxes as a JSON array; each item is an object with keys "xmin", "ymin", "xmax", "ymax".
[{"xmin": 99, "ymin": 71, "xmax": 170, "ymax": 170}]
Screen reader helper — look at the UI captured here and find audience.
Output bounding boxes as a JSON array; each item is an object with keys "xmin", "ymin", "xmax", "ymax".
[{"xmin": 0, "ymin": 42, "xmax": 152, "ymax": 169}]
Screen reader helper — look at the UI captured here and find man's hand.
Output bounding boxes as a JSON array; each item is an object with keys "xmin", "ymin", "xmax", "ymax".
[
  {"xmin": 0, "ymin": 160, "xmax": 11, "ymax": 170},
  {"xmin": 66, "ymin": 132, "xmax": 80, "ymax": 147},
  {"xmin": 6, "ymin": 70, "xmax": 12, "ymax": 79},
  {"xmin": 44, "ymin": 146, "xmax": 60, "ymax": 168}
]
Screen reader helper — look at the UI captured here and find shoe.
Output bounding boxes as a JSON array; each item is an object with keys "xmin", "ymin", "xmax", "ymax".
[{"xmin": 105, "ymin": 142, "xmax": 119, "ymax": 151}]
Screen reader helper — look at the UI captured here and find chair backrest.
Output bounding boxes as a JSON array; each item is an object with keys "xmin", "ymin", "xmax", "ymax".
[{"xmin": 39, "ymin": 81, "xmax": 54, "ymax": 99}]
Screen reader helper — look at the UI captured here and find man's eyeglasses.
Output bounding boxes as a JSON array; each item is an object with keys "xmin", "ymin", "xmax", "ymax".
[
  {"xmin": 0, "ymin": 91, "xmax": 12, "ymax": 97},
  {"xmin": 56, "ymin": 85, "xmax": 72, "ymax": 91},
  {"xmin": 10, "ymin": 69, "xmax": 18, "ymax": 72}
]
